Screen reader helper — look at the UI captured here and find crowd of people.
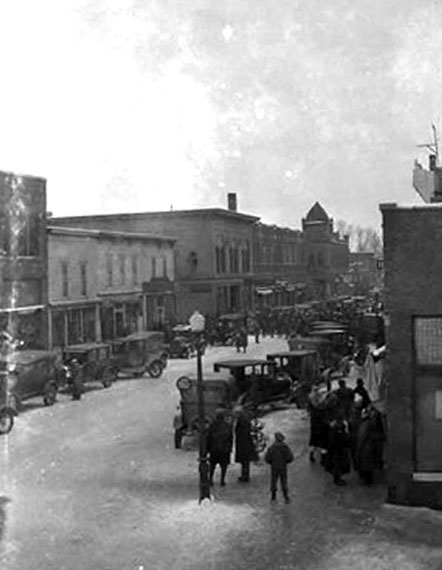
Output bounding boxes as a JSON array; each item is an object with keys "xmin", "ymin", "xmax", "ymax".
[{"xmin": 308, "ymin": 378, "xmax": 385, "ymax": 486}]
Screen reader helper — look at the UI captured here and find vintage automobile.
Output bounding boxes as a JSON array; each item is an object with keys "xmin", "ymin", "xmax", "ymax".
[
  {"xmin": 0, "ymin": 350, "xmax": 67, "ymax": 434},
  {"xmin": 62, "ymin": 343, "xmax": 117, "ymax": 395},
  {"xmin": 266, "ymin": 350, "xmax": 318, "ymax": 408},
  {"xmin": 212, "ymin": 358, "xmax": 292, "ymax": 414},
  {"xmin": 110, "ymin": 331, "xmax": 168, "ymax": 378}
]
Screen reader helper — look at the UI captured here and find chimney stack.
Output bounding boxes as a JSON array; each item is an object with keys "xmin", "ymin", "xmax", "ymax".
[
  {"xmin": 429, "ymin": 154, "xmax": 437, "ymax": 171},
  {"xmin": 227, "ymin": 193, "xmax": 237, "ymax": 212}
]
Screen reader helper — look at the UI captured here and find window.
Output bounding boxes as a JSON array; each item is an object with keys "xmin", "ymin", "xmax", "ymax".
[
  {"xmin": 0, "ymin": 214, "xmax": 10, "ymax": 256},
  {"xmin": 188, "ymin": 252, "xmax": 197, "ymax": 274},
  {"xmin": 119, "ymin": 254, "xmax": 126, "ymax": 285},
  {"xmin": 215, "ymin": 246, "xmax": 220, "ymax": 274},
  {"xmin": 17, "ymin": 213, "xmax": 39, "ymax": 257},
  {"xmin": 106, "ymin": 254, "xmax": 113, "ymax": 287},
  {"xmin": 132, "ymin": 255, "xmax": 138, "ymax": 285},
  {"xmin": 163, "ymin": 255, "xmax": 168, "ymax": 278},
  {"xmin": 152, "ymin": 256, "xmax": 157, "ymax": 279},
  {"xmin": 61, "ymin": 261, "xmax": 69, "ymax": 298},
  {"xmin": 80, "ymin": 262, "xmax": 87, "ymax": 296}
]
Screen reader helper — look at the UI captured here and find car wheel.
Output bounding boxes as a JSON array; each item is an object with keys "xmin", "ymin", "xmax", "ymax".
[
  {"xmin": 148, "ymin": 360, "xmax": 163, "ymax": 378},
  {"xmin": 102, "ymin": 367, "xmax": 113, "ymax": 388},
  {"xmin": 43, "ymin": 382, "xmax": 57, "ymax": 406},
  {"xmin": 0, "ymin": 408, "xmax": 14, "ymax": 434}
]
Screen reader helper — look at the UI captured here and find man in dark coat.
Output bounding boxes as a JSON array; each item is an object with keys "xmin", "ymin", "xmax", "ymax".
[
  {"xmin": 354, "ymin": 405, "xmax": 385, "ymax": 484},
  {"xmin": 265, "ymin": 432, "xmax": 294, "ymax": 503},
  {"xmin": 234, "ymin": 407, "xmax": 259, "ymax": 482},
  {"xmin": 336, "ymin": 379, "xmax": 355, "ymax": 420},
  {"xmin": 207, "ymin": 410, "xmax": 233, "ymax": 486},
  {"xmin": 353, "ymin": 378, "xmax": 371, "ymax": 409},
  {"xmin": 326, "ymin": 414, "xmax": 351, "ymax": 485}
]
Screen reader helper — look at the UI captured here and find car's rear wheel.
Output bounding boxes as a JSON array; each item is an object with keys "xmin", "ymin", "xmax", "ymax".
[
  {"xmin": 0, "ymin": 408, "xmax": 14, "ymax": 435},
  {"xmin": 148, "ymin": 360, "xmax": 163, "ymax": 378},
  {"xmin": 43, "ymin": 382, "xmax": 57, "ymax": 406}
]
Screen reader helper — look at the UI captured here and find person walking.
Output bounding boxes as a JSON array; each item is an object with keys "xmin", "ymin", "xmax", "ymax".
[
  {"xmin": 354, "ymin": 404, "xmax": 385, "ymax": 485},
  {"xmin": 234, "ymin": 407, "xmax": 259, "ymax": 482},
  {"xmin": 326, "ymin": 413, "xmax": 352, "ymax": 486},
  {"xmin": 264, "ymin": 432, "xmax": 294, "ymax": 503},
  {"xmin": 207, "ymin": 410, "xmax": 233, "ymax": 486}
]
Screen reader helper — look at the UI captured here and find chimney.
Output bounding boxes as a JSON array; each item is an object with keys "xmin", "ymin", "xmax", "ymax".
[
  {"xmin": 429, "ymin": 154, "xmax": 437, "ymax": 171},
  {"xmin": 227, "ymin": 193, "xmax": 237, "ymax": 212}
]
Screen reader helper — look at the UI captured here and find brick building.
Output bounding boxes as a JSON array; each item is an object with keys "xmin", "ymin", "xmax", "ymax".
[
  {"xmin": 47, "ymin": 226, "xmax": 175, "ymax": 348},
  {"xmin": 301, "ymin": 202, "xmax": 349, "ymax": 299},
  {"xmin": 381, "ymin": 202, "xmax": 442, "ymax": 508},
  {"xmin": 0, "ymin": 171, "xmax": 48, "ymax": 348},
  {"xmin": 251, "ymin": 223, "xmax": 306, "ymax": 308},
  {"xmin": 51, "ymin": 197, "xmax": 258, "ymax": 321}
]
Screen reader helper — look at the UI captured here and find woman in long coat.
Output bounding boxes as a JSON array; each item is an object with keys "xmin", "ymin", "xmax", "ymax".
[
  {"xmin": 234, "ymin": 408, "xmax": 259, "ymax": 482},
  {"xmin": 354, "ymin": 405, "xmax": 385, "ymax": 484},
  {"xmin": 326, "ymin": 414, "xmax": 351, "ymax": 485}
]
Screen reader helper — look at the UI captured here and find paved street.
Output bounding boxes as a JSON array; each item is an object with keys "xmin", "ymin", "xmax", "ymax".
[{"xmin": 0, "ymin": 337, "xmax": 441, "ymax": 570}]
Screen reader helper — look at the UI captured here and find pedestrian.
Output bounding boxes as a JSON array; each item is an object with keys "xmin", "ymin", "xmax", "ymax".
[
  {"xmin": 326, "ymin": 412, "xmax": 351, "ymax": 486},
  {"xmin": 307, "ymin": 384, "xmax": 329, "ymax": 463},
  {"xmin": 173, "ymin": 406, "xmax": 184, "ymax": 449},
  {"xmin": 265, "ymin": 432, "xmax": 294, "ymax": 503},
  {"xmin": 207, "ymin": 410, "xmax": 233, "ymax": 486},
  {"xmin": 354, "ymin": 404, "xmax": 385, "ymax": 485},
  {"xmin": 353, "ymin": 378, "xmax": 371, "ymax": 409},
  {"xmin": 234, "ymin": 406, "xmax": 259, "ymax": 482},
  {"xmin": 336, "ymin": 379, "xmax": 354, "ymax": 420}
]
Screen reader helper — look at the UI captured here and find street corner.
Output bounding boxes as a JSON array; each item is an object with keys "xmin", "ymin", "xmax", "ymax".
[{"xmin": 374, "ymin": 503, "xmax": 442, "ymax": 546}]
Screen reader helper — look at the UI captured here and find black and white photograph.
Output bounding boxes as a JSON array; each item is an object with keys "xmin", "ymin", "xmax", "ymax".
[{"xmin": 0, "ymin": 1, "xmax": 441, "ymax": 569}]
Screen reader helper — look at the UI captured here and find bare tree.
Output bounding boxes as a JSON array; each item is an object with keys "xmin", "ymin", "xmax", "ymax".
[{"xmin": 336, "ymin": 219, "xmax": 382, "ymax": 254}]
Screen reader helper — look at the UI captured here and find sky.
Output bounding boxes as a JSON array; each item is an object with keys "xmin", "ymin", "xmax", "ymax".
[{"xmin": 0, "ymin": 0, "xmax": 440, "ymax": 231}]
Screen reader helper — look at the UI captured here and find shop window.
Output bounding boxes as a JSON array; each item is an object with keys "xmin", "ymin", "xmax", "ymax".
[
  {"xmin": 61, "ymin": 261, "xmax": 69, "ymax": 298},
  {"xmin": 80, "ymin": 262, "xmax": 87, "ymax": 296},
  {"xmin": 51, "ymin": 310, "xmax": 66, "ymax": 348}
]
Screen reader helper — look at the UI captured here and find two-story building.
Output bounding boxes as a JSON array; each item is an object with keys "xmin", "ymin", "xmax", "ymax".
[
  {"xmin": 47, "ymin": 226, "xmax": 175, "ymax": 348},
  {"xmin": 251, "ymin": 223, "xmax": 306, "ymax": 308},
  {"xmin": 51, "ymin": 195, "xmax": 258, "ymax": 321},
  {"xmin": 0, "ymin": 171, "xmax": 48, "ymax": 348}
]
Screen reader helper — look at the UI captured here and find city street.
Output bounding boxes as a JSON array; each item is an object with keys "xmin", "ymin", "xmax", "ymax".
[{"xmin": 0, "ymin": 337, "xmax": 441, "ymax": 570}]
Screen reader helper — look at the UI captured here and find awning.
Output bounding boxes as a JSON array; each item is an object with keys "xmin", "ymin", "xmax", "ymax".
[
  {"xmin": 256, "ymin": 287, "xmax": 274, "ymax": 296},
  {"xmin": 0, "ymin": 304, "xmax": 44, "ymax": 314}
]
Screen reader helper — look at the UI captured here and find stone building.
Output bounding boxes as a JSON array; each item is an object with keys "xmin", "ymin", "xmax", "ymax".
[
  {"xmin": 381, "ymin": 201, "xmax": 442, "ymax": 508},
  {"xmin": 51, "ymin": 196, "xmax": 258, "ymax": 321},
  {"xmin": 0, "ymin": 171, "xmax": 48, "ymax": 348},
  {"xmin": 47, "ymin": 226, "xmax": 175, "ymax": 348},
  {"xmin": 301, "ymin": 202, "xmax": 349, "ymax": 299}
]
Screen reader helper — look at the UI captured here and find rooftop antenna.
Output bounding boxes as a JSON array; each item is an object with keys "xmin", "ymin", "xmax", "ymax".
[{"xmin": 417, "ymin": 123, "xmax": 440, "ymax": 166}]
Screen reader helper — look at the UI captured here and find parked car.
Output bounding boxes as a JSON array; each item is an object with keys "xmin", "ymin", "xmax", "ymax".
[
  {"xmin": 0, "ymin": 350, "xmax": 67, "ymax": 434},
  {"xmin": 213, "ymin": 358, "xmax": 292, "ymax": 414},
  {"xmin": 62, "ymin": 343, "xmax": 117, "ymax": 396},
  {"xmin": 266, "ymin": 350, "xmax": 318, "ymax": 408},
  {"xmin": 110, "ymin": 331, "xmax": 168, "ymax": 378}
]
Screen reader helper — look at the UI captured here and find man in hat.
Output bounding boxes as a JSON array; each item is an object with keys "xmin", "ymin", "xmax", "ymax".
[
  {"xmin": 264, "ymin": 432, "xmax": 294, "ymax": 503},
  {"xmin": 207, "ymin": 409, "xmax": 233, "ymax": 486},
  {"xmin": 234, "ymin": 406, "xmax": 259, "ymax": 482}
]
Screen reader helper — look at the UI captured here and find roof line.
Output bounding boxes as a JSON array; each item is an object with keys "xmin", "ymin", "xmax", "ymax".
[{"xmin": 47, "ymin": 225, "xmax": 176, "ymax": 242}]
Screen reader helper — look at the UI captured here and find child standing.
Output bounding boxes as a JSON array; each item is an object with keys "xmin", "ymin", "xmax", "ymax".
[{"xmin": 264, "ymin": 432, "xmax": 294, "ymax": 503}]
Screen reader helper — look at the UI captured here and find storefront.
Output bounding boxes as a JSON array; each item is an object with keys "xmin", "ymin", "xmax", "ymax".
[
  {"xmin": 100, "ymin": 293, "xmax": 144, "ymax": 340},
  {"xmin": 48, "ymin": 301, "xmax": 100, "ymax": 348}
]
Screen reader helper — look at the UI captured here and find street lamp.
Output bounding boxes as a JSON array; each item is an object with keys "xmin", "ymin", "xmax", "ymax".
[{"xmin": 189, "ymin": 310, "xmax": 211, "ymax": 503}]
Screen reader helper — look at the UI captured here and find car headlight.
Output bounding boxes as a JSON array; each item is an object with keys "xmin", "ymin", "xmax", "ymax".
[{"xmin": 176, "ymin": 376, "xmax": 191, "ymax": 390}]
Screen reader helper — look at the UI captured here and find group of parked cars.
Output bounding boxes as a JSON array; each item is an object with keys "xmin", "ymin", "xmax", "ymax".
[
  {"xmin": 0, "ymin": 331, "xmax": 168, "ymax": 435},
  {"xmin": 174, "ymin": 349, "xmax": 319, "ymax": 448}
]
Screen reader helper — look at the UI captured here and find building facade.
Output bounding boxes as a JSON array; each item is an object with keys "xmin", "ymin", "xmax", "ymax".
[
  {"xmin": 381, "ymin": 202, "xmax": 442, "ymax": 508},
  {"xmin": 301, "ymin": 202, "xmax": 349, "ymax": 299},
  {"xmin": 0, "ymin": 171, "xmax": 48, "ymax": 348},
  {"xmin": 47, "ymin": 226, "xmax": 175, "ymax": 348},
  {"xmin": 251, "ymin": 223, "xmax": 306, "ymax": 308},
  {"xmin": 51, "ymin": 199, "xmax": 258, "ymax": 321}
]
